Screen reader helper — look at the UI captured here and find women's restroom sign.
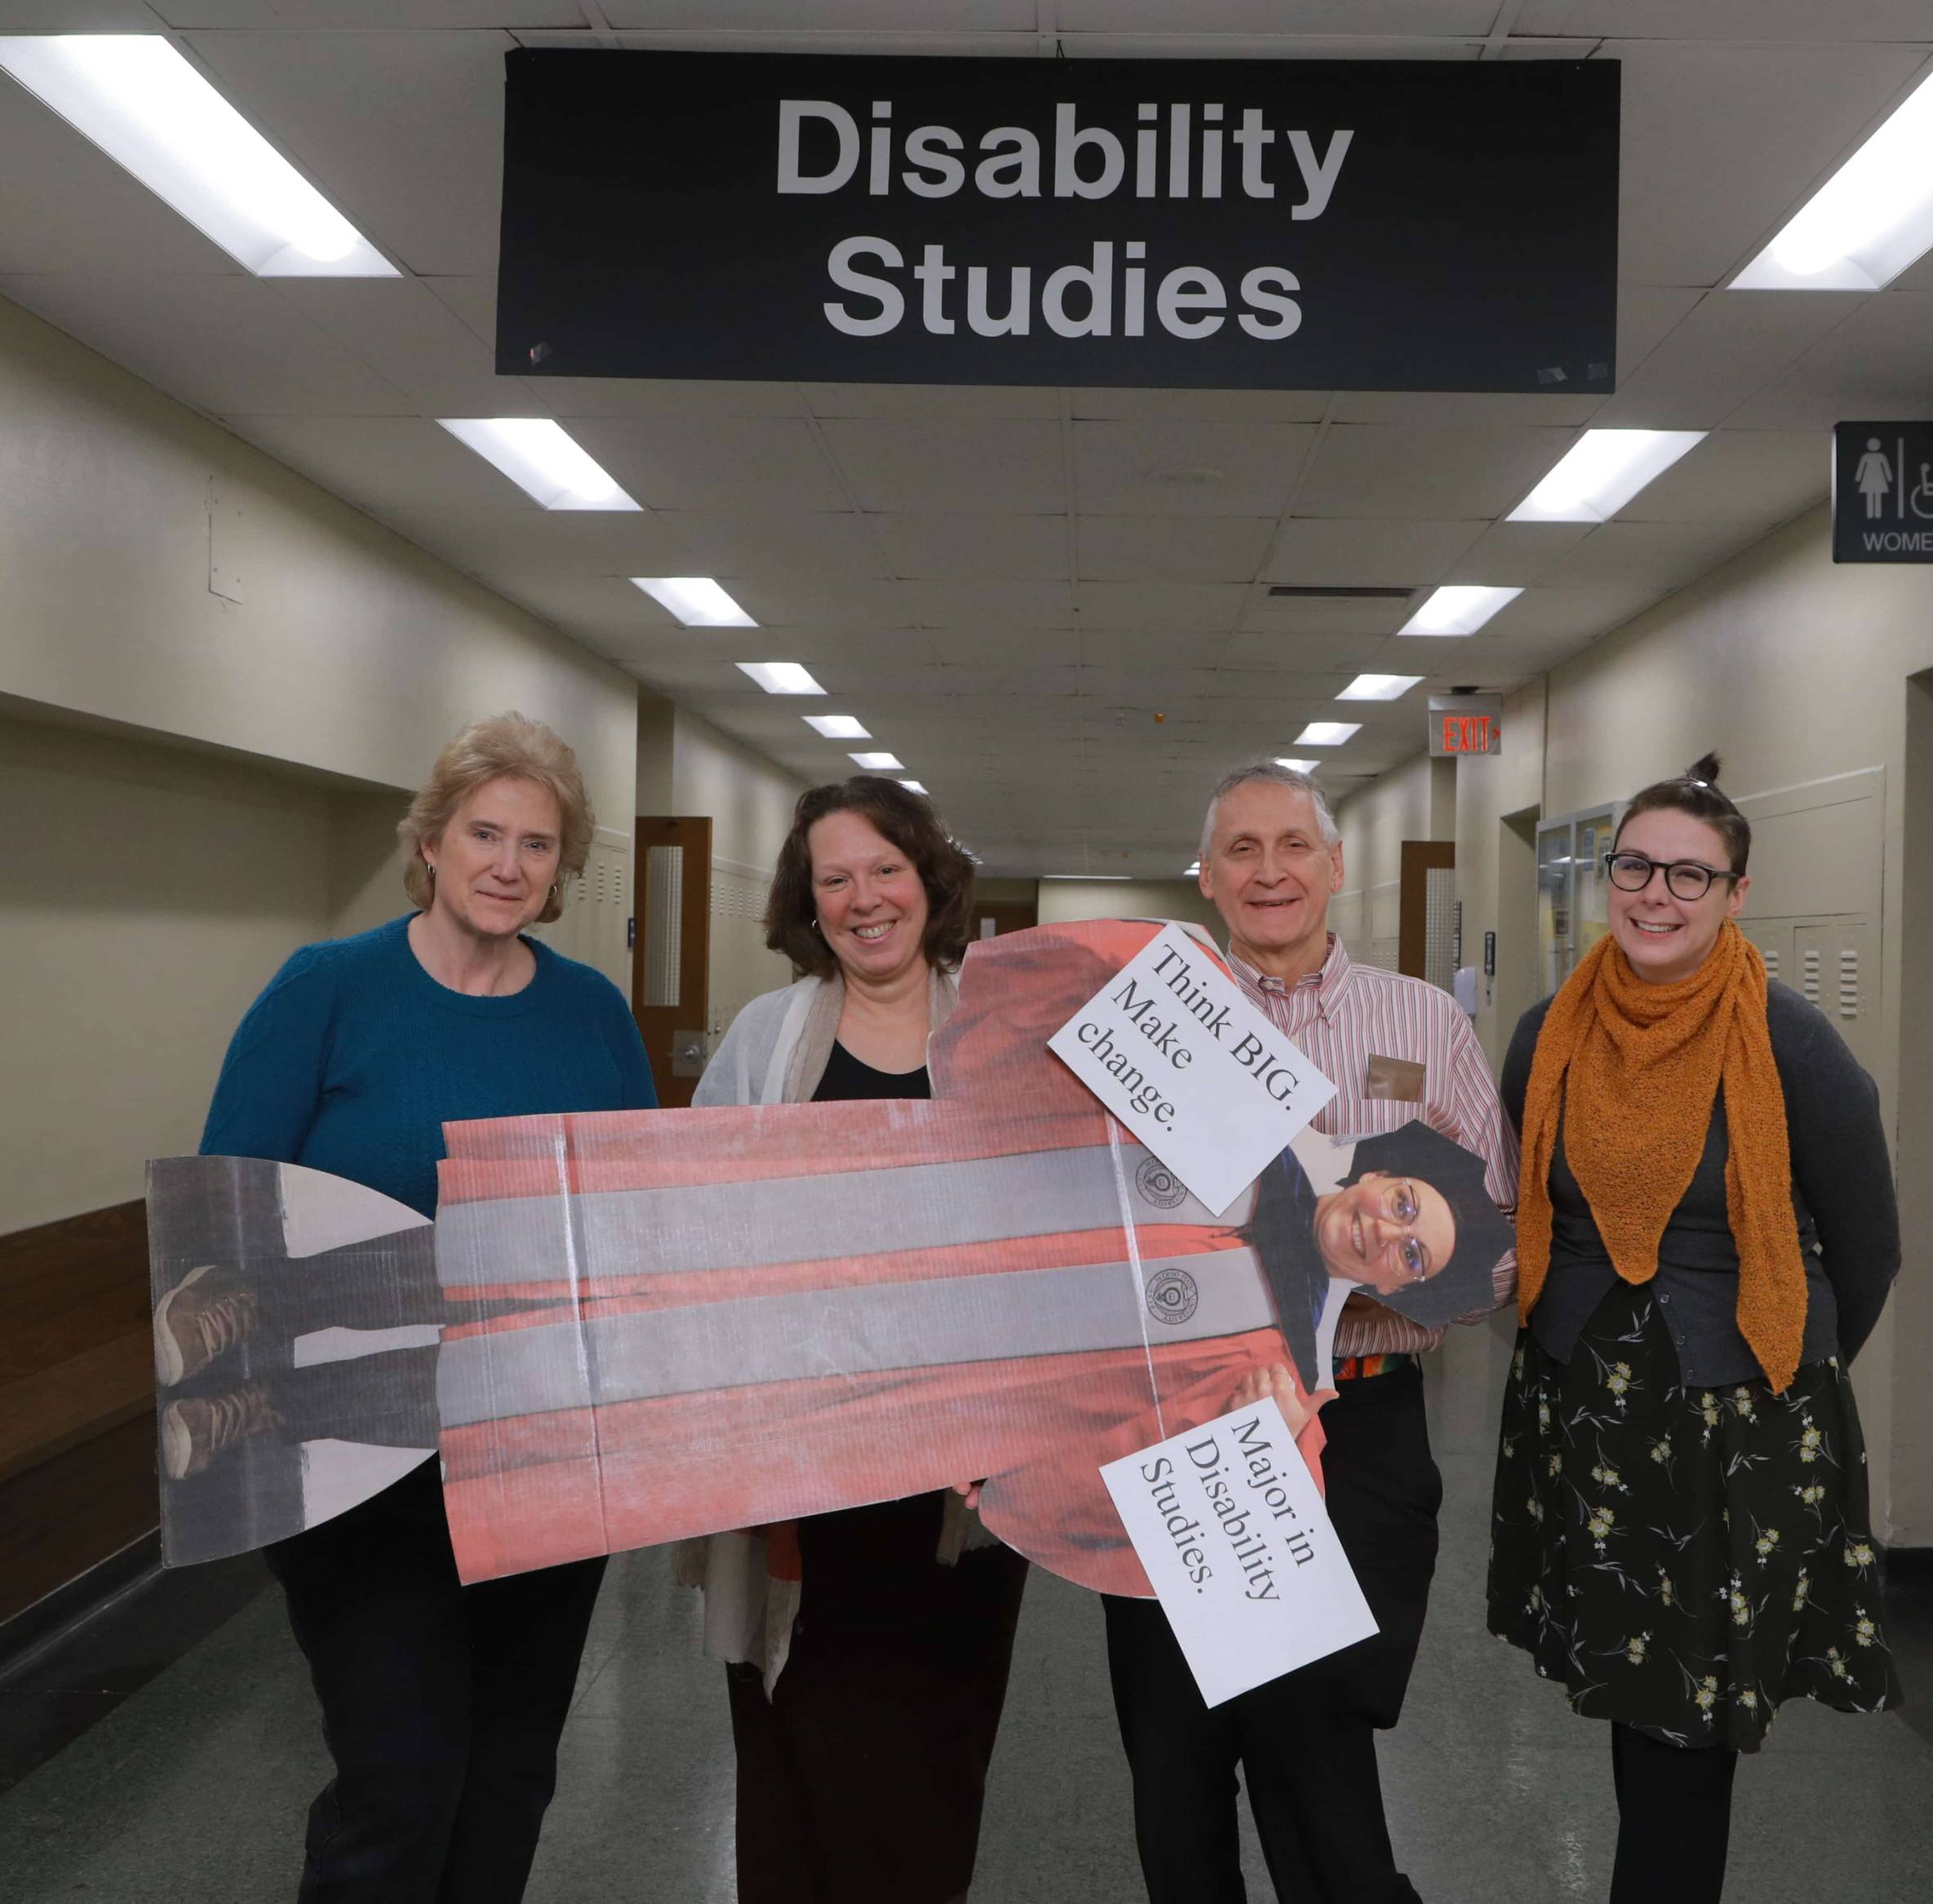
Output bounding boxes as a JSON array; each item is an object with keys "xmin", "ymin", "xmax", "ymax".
[
  {"xmin": 1834, "ymin": 421, "xmax": 1933, "ymax": 560},
  {"xmin": 1101, "ymin": 1395, "xmax": 1377, "ymax": 1706}
]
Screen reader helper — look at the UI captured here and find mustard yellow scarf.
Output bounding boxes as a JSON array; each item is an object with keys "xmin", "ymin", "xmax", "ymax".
[{"xmin": 1517, "ymin": 923, "xmax": 1807, "ymax": 1393}]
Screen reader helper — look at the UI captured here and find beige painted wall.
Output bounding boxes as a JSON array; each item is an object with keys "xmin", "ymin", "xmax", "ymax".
[
  {"xmin": 1453, "ymin": 683, "xmax": 1549, "ymax": 1072},
  {"xmin": 1448, "ymin": 505, "xmax": 1933, "ymax": 1545},
  {"xmin": 1036, "ymin": 878, "xmax": 1224, "ymax": 936},
  {"xmin": 0, "ymin": 295, "xmax": 639, "ymax": 911},
  {"xmin": 632, "ymin": 699, "xmax": 811, "ymax": 1038},
  {"xmin": 2, "ymin": 718, "xmax": 378, "ymax": 1231},
  {"xmin": 1332, "ymin": 753, "xmax": 1455, "ymax": 970}
]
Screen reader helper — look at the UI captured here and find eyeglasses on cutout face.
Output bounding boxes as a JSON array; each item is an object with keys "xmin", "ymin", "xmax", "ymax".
[{"xmin": 1602, "ymin": 850, "xmax": 1741, "ymax": 902}]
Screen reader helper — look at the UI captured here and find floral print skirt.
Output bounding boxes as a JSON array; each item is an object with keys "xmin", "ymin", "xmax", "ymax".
[{"xmin": 1487, "ymin": 1281, "xmax": 1902, "ymax": 1751}]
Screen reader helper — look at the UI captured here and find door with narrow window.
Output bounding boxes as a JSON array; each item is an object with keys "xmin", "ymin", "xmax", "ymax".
[{"xmin": 632, "ymin": 817, "xmax": 712, "ymax": 1109}]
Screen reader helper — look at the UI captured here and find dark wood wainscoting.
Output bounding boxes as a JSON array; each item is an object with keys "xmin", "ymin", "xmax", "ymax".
[{"xmin": 0, "ymin": 1200, "xmax": 157, "ymax": 1631}]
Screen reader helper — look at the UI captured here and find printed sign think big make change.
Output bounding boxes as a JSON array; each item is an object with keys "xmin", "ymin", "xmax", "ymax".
[{"xmin": 1049, "ymin": 924, "xmax": 1336, "ymax": 1215}]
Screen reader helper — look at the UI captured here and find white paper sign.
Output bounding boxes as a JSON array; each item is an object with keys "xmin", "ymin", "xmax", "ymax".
[
  {"xmin": 1102, "ymin": 1397, "xmax": 1378, "ymax": 1707},
  {"xmin": 1049, "ymin": 923, "xmax": 1337, "ymax": 1215}
]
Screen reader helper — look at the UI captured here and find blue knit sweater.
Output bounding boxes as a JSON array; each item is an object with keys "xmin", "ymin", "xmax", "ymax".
[{"xmin": 201, "ymin": 915, "xmax": 655, "ymax": 1220}]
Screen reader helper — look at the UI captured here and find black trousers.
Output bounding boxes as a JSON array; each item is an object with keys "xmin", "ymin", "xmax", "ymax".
[
  {"xmin": 265, "ymin": 1462, "xmax": 607, "ymax": 1904},
  {"xmin": 1609, "ymin": 1723, "xmax": 1737, "ymax": 1904},
  {"xmin": 727, "ymin": 1493, "xmax": 1030, "ymax": 1904},
  {"xmin": 1105, "ymin": 1362, "xmax": 1440, "ymax": 1904}
]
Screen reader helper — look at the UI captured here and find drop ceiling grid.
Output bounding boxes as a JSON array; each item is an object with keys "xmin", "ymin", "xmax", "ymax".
[{"xmin": 0, "ymin": 5, "xmax": 1925, "ymax": 870}]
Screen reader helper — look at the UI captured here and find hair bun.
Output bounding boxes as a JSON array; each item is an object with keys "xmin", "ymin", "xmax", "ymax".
[{"xmin": 1685, "ymin": 751, "xmax": 1722, "ymax": 787}]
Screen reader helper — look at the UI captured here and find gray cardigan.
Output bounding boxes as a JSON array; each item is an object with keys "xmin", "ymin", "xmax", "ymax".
[{"xmin": 1502, "ymin": 982, "xmax": 1900, "ymax": 1386}]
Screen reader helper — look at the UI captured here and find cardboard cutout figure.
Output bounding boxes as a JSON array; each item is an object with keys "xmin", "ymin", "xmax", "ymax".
[{"xmin": 149, "ymin": 922, "xmax": 1511, "ymax": 1597}]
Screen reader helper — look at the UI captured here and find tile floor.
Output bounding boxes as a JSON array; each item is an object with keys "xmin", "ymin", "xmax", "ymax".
[{"xmin": 2, "ymin": 1314, "xmax": 1927, "ymax": 1902}]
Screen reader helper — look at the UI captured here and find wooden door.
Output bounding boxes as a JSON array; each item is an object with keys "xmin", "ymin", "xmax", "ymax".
[
  {"xmin": 632, "ymin": 817, "xmax": 712, "ymax": 1109},
  {"xmin": 1397, "ymin": 839, "xmax": 1456, "ymax": 985},
  {"xmin": 971, "ymin": 900, "xmax": 1039, "ymax": 940}
]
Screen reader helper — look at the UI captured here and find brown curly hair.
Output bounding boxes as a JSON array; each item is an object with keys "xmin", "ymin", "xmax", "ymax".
[{"xmin": 765, "ymin": 777, "xmax": 976, "ymax": 980}]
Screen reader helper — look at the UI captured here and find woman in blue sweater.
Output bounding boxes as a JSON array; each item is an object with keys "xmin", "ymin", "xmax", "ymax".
[{"xmin": 184, "ymin": 713, "xmax": 654, "ymax": 1904}]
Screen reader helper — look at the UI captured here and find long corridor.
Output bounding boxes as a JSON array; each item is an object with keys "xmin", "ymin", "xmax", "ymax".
[{"xmin": 4, "ymin": 1317, "xmax": 1927, "ymax": 1903}]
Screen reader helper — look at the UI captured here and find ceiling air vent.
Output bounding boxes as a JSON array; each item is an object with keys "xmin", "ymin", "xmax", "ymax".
[{"xmin": 1266, "ymin": 586, "xmax": 1415, "ymax": 600}]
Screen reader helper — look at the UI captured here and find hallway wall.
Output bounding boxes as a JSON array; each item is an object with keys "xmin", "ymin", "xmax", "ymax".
[
  {"xmin": 1035, "ymin": 878, "xmax": 1221, "ymax": 935},
  {"xmin": 636, "ymin": 696, "xmax": 809, "ymax": 1042},
  {"xmin": 1332, "ymin": 754, "xmax": 1455, "ymax": 971},
  {"xmin": 0, "ymin": 294, "xmax": 641, "ymax": 947}
]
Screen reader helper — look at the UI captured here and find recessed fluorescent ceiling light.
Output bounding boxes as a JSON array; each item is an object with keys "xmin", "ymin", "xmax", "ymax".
[
  {"xmin": 849, "ymin": 751, "xmax": 905, "ymax": 771},
  {"xmin": 1399, "ymin": 585, "xmax": 1523, "ymax": 637},
  {"xmin": 1043, "ymin": 875, "xmax": 1131, "ymax": 881},
  {"xmin": 1273, "ymin": 757, "xmax": 1319, "ymax": 773},
  {"xmin": 1294, "ymin": 723, "xmax": 1362, "ymax": 747},
  {"xmin": 738, "ymin": 662, "xmax": 824, "ymax": 695},
  {"xmin": 1337, "ymin": 673, "xmax": 1423, "ymax": 702},
  {"xmin": 1184, "ymin": 861, "xmax": 1201, "ymax": 875},
  {"xmin": 804, "ymin": 714, "xmax": 870, "ymax": 739},
  {"xmin": 1508, "ymin": 430, "xmax": 1705, "ymax": 524},
  {"xmin": 0, "ymin": 36, "xmax": 394, "ymax": 277},
  {"xmin": 1733, "ymin": 69, "xmax": 1933, "ymax": 290},
  {"xmin": 898, "ymin": 780, "xmax": 929, "ymax": 795},
  {"xmin": 439, "ymin": 419, "xmax": 636, "ymax": 511},
  {"xmin": 632, "ymin": 577, "xmax": 755, "ymax": 626}
]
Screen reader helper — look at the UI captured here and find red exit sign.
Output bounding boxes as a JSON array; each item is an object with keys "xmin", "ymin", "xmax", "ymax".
[{"xmin": 1427, "ymin": 693, "xmax": 1503, "ymax": 758}]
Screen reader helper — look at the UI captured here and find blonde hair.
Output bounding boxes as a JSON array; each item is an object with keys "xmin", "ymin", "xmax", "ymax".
[{"xmin": 397, "ymin": 713, "xmax": 594, "ymax": 924}]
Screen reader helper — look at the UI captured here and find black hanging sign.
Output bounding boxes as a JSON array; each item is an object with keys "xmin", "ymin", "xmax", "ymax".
[
  {"xmin": 496, "ymin": 51, "xmax": 1620, "ymax": 392},
  {"xmin": 1833, "ymin": 423, "xmax": 1933, "ymax": 562}
]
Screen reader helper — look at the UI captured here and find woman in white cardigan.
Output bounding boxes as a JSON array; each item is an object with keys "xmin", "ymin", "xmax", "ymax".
[{"xmin": 681, "ymin": 775, "xmax": 1027, "ymax": 1904}]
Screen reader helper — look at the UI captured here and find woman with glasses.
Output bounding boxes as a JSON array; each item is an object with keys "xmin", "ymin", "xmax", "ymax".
[{"xmin": 1487, "ymin": 754, "xmax": 1901, "ymax": 1904}]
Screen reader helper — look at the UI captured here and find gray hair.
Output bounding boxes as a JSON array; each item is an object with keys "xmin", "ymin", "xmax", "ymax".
[{"xmin": 1199, "ymin": 761, "xmax": 1341, "ymax": 863}]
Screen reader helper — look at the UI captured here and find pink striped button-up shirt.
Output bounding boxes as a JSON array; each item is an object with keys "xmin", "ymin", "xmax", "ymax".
[{"xmin": 1227, "ymin": 935, "xmax": 1520, "ymax": 1358}]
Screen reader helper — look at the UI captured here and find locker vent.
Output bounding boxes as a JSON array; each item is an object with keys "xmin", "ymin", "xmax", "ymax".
[
  {"xmin": 1761, "ymin": 948, "xmax": 1780, "ymax": 984},
  {"xmin": 1801, "ymin": 946, "xmax": 1821, "ymax": 1006},
  {"xmin": 1838, "ymin": 948, "xmax": 1860, "ymax": 1020}
]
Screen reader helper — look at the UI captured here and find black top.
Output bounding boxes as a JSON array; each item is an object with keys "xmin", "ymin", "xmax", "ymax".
[
  {"xmin": 814, "ymin": 1040, "xmax": 933, "ymax": 1104},
  {"xmin": 1502, "ymin": 981, "xmax": 1899, "ymax": 1385}
]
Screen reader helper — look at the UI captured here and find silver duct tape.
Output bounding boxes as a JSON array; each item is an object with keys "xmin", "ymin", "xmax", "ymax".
[
  {"xmin": 436, "ymin": 1246, "xmax": 1275, "ymax": 1428},
  {"xmin": 433, "ymin": 1143, "xmax": 1239, "ymax": 1291}
]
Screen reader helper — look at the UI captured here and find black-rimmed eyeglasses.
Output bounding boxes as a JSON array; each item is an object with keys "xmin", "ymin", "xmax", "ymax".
[{"xmin": 1603, "ymin": 851, "xmax": 1740, "ymax": 902}]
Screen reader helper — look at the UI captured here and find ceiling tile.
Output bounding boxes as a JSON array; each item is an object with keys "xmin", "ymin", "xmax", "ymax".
[
  {"xmin": 0, "ymin": 272, "xmax": 409, "ymax": 416},
  {"xmin": 904, "ymin": 581, "xmax": 1079, "ymax": 628},
  {"xmin": 0, "ymin": 76, "xmax": 237, "ymax": 274},
  {"xmin": 373, "ymin": 503, "xmax": 695, "ymax": 581},
  {"xmin": 1592, "ymin": 290, "xmax": 1867, "ymax": 430},
  {"xmin": 1072, "ymin": 422, "xmax": 1315, "ymax": 516},
  {"xmin": 1066, "ymin": 387, "xmax": 1331, "ymax": 422},
  {"xmin": 654, "ymin": 511, "xmax": 892, "ymax": 582},
  {"xmin": 268, "ymin": 277, "xmax": 518, "ymax": 418},
  {"xmin": 821, "ymin": 418, "xmax": 1067, "ymax": 513},
  {"xmin": 1607, "ymin": 39, "xmax": 1931, "ymax": 286},
  {"xmin": 1075, "ymin": 516, "xmax": 1274, "ymax": 582},
  {"xmin": 804, "ymin": 381, "xmax": 1062, "ymax": 419},
  {"xmin": 1076, "ymin": 582, "xmax": 1250, "ymax": 629},
  {"xmin": 1293, "ymin": 424, "xmax": 1575, "ymax": 519},
  {"xmin": 1615, "ymin": 429, "xmax": 1829, "ymax": 525},
  {"xmin": 183, "ymin": 29, "xmax": 515, "ymax": 277},
  {"xmin": 570, "ymin": 418, "xmax": 850, "ymax": 512},
  {"xmin": 1537, "ymin": 520, "xmax": 1768, "ymax": 591},
  {"xmin": 872, "ymin": 513, "xmax": 1071, "ymax": 581},
  {"xmin": 220, "ymin": 414, "xmax": 536, "ymax": 513},
  {"xmin": 1724, "ymin": 294, "xmax": 1933, "ymax": 431},
  {"xmin": 1515, "ymin": 2, "xmax": 1933, "ymax": 41},
  {"xmin": 1263, "ymin": 517, "xmax": 1486, "ymax": 587}
]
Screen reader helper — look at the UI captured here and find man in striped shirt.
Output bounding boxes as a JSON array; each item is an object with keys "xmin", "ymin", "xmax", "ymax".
[{"xmin": 1105, "ymin": 759, "xmax": 1519, "ymax": 1904}]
